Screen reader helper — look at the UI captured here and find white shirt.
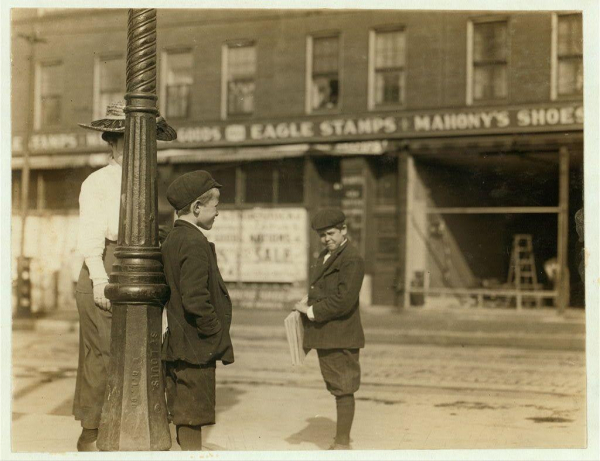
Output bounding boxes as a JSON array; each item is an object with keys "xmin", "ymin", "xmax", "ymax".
[{"xmin": 77, "ymin": 162, "xmax": 122, "ymax": 285}]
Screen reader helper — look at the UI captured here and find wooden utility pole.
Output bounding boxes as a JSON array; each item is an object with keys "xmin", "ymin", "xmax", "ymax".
[
  {"xmin": 556, "ymin": 146, "xmax": 570, "ymax": 314},
  {"xmin": 97, "ymin": 9, "xmax": 171, "ymax": 451}
]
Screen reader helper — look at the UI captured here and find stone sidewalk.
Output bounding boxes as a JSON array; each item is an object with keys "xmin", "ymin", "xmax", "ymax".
[{"xmin": 11, "ymin": 331, "xmax": 587, "ymax": 454}]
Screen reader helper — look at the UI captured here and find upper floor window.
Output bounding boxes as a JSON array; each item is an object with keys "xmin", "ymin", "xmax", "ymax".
[
  {"xmin": 223, "ymin": 42, "xmax": 256, "ymax": 118},
  {"xmin": 94, "ymin": 55, "xmax": 125, "ymax": 119},
  {"xmin": 369, "ymin": 28, "xmax": 406, "ymax": 109},
  {"xmin": 308, "ymin": 35, "xmax": 340, "ymax": 112},
  {"xmin": 161, "ymin": 49, "xmax": 193, "ymax": 119},
  {"xmin": 36, "ymin": 61, "xmax": 63, "ymax": 129},
  {"xmin": 469, "ymin": 20, "xmax": 508, "ymax": 104},
  {"xmin": 554, "ymin": 13, "xmax": 583, "ymax": 98}
]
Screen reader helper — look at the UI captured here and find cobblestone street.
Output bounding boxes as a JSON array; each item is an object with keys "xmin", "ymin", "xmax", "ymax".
[{"xmin": 11, "ymin": 327, "xmax": 586, "ymax": 452}]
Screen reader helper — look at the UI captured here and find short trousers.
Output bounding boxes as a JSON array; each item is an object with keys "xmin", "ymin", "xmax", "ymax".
[
  {"xmin": 165, "ymin": 360, "xmax": 216, "ymax": 427},
  {"xmin": 316, "ymin": 348, "xmax": 361, "ymax": 397}
]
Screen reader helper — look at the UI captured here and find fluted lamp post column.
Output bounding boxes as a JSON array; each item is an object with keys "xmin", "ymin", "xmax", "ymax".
[{"xmin": 97, "ymin": 9, "xmax": 171, "ymax": 451}]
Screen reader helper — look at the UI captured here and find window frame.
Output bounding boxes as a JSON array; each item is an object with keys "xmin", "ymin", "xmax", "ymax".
[
  {"xmin": 368, "ymin": 25, "xmax": 407, "ymax": 110},
  {"xmin": 159, "ymin": 47, "xmax": 194, "ymax": 120},
  {"xmin": 93, "ymin": 54, "xmax": 125, "ymax": 120},
  {"xmin": 34, "ymin": 60, "xmax": 63, "ymax": 130},
  {"xmin": 551, "ymin": 12, "xmax": 583, "ymax": 100},
  {"xmin": 306, "ymin": 32, "xmax": 342, "ymax": 114},
  {"xmin": 466, "ymin": 17, "xmax": 510, "ymax": 105},
  {"xmin": 221, "ymin": 40, "xmax": 256, "ymax": 120}
]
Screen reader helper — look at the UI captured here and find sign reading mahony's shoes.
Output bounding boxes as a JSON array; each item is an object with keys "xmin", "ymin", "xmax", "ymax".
[{"xmin": 12, "ymin": 102, "xmax": 583, "ymax": 154}]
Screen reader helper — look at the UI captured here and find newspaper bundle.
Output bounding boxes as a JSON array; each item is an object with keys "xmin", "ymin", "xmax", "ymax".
[{"xmin": 284, "ymin": 311, "xmax": 307, "ymax": 366}]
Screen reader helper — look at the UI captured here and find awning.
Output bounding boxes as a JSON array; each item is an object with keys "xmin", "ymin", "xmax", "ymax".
[
  {"xmin": 11, "ymin": 153, "xmax": 110, "ymax": 170},
  {"xmin": 159, "ymin": 144, "xmax": 311, "ymax": 163}
]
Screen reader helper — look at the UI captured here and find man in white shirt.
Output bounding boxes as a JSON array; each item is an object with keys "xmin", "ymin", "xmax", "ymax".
[{"xmin": 73, "ymin": 101, "xmax": 176, "ymax": 451}]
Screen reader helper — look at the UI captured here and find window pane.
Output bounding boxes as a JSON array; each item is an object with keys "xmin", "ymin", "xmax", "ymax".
[
  {"xmin": 228, "ymin": 80, "xmax": 255, "ymax": 114},
  {"xmin": 41, "ymin": 97, "xmax": 61, "ymax": 126},
  {"xmin": 558, "ymin": 14, "xmax": 583, "ymax": 56},
  {"xmin": 41, "ymin": 63, "xmax": 62, "ymax": 96},
  {"xmin": 99, "ymin": 57, "xmax": 125, "ymax": 93},
  {"xmin": 166, "ymin": 84, "xmax": 190, "ymax": 118},
  {"xmin": 277, "ymin": 159, "xmax": 304, "ymax": 204},
  {"xmin": 473, "ymin": 21, "xmax": 507, "ymax": 62},
  {"xmin": 558, "ymin": 59, "xmax": 584, "ymax": 95},
  {"xmin": 244, "ymin": 162, "xmax": 273, "ymax": 203},
  {"xmin": 474, "ymin": 65, "xmax": 506, "ymax": 100},
  {"xmin": 40, "ymin": 63, "xmax": 62, "ymax": 126},
  {"xmin": 313, "ymin": 36, "xmax": 339, "ymax": 74},
  {"xmin": 165, "ymin": 51, "xmax": 192, "ymax": 119},
  {"xmin": 311, "ymin": 75, "xmax": 338, "ymax": 110},
  {"xmin": 227, "ymin": 44, "xmax": 255, "ymax": 115},
  {"xmin": 375, "ymin": 30, "xmax": 405, "ymax": 69},
  {"xmin": 375, "ymin": 70, "xmax": 404, "ymax": 105},
  {"xmin": 228, "ymin": 45, "xmax": 256, "ymax": 78}
]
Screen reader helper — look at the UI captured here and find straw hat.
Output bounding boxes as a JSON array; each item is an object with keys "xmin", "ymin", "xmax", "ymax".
[{"xmin": 78, "ymin": 101, "xmax": 177, "ymax": 141}]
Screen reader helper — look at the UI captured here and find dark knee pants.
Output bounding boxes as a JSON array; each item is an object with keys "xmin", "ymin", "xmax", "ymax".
[
  {"xmin": 165, "ymin": 360, "xmax": 216, "ymax": 427},
  {"xmin": 317, "ymin": 349, "xmax": 361, "ymax": 397},
  {"xmin": 72, "ymin": 290, "xmax": 112, "ymax": 429}
]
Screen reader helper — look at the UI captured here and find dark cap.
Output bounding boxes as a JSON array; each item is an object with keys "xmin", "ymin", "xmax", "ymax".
[
  {"xmin": 166, "ymin": 170, "xmax": 222, "ymax": 210},
  {"xmin": 311, "ymin": 207, "xmax": 346, "ymax": 231}
]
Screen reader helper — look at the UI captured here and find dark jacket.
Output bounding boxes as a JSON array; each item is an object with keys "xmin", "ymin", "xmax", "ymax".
[
  {"xmin": 303, "ymin": 242, "xmax": 365, "ymax": 350},
  {"xmin": 161, "ymin": 219, "xmax": 234, "ymax": 366}
]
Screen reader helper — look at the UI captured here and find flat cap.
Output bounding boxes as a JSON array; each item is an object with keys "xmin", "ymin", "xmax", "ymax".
[
  {"xmin": 311, "ymin": 207, "xmax": 346, "ymax": 231},
  {"xmin": 166, "ymin": 170, "xmax": 222, "ymax": 210}
]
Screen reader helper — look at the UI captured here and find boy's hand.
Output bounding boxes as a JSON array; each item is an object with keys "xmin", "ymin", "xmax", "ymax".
[{"xmin": 294, "ymin": 295, "xmax": 309, "ymax": 314}]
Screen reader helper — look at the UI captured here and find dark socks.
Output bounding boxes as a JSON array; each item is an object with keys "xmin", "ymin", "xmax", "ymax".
[
  {"xmin": 335, "ymin": 394, "xmax": 355, "ymax": 445},
  {"xmin": 78, "ymin": 428, "xmax": 98, "ymax": 443},
  {"xmin": 176, "ymin": 424, "xmax": 203, "ymax": 451}
]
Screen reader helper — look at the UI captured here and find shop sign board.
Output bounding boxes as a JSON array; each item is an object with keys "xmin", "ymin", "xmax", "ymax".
[
  {"xmin": 203, "ymin": 207, "xmax": 308, "ymax": 284},
  {"xmin": 13, "ymin": 103, "xmax": 583, "ymax": 154}
]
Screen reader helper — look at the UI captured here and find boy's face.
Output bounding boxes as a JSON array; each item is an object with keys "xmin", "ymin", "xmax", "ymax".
[
  {"xmin": 194, "ymin": 189, "xmax": 220, "ymax": 230},
  {"xmin": 318, "ymin": 226, "xmax": 347, "ymax": 252}
]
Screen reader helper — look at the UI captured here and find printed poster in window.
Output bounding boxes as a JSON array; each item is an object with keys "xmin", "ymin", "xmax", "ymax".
[
  {"xmin": 240, "ymin": 208, "xmax": 308, "ymax": 283},
  {"xmin": 202, "ymin": 210, "xmax": 242, "ymax": 281}
]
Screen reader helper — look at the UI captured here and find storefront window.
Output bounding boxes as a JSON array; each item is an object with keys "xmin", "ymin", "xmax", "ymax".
[
  {"xmin": 38, "ymin": 61, "xmax": 63, "ymax": 128},
  {"xmin": 277, "ymin": 158, "xmax": 304, "ymax": 204},
  {"xmin": 11, "ymin": 170, "xmax": 40, "ymax": 212},
  {"xmin": 472, "ymin": 20, "xmax": 508, "ymax": 101},
  {"xmin": 244, "ymin": 161, "xmax": 274, "ymax": 203},
  {"xmin": 209, "ymin": 165, "xmax": 236, "ymax": 204},
  {"xmin": 95, "ymin": 55, "xmax": 125, "ymax": 119},
  {"xmin": 311, "ymin": 35, "xmax": 340, "ymax": 111},
  {"xmin": 226, "ymin": 42, "xmax": 256, "ymax": 116},
  {"xmin": 557, "ymin": 14, "xmax": 583, "ymax": 97},
  {"xmin": 373, "ymin": 29, "xmax": 405, "ymax": 106},
  {"xmin": 243, "ymin": 159, "xmax": 305, "ymax": 204},
  {"xmin": 164, "ymin": 50, "xmax": 193, "ymax": 118}
]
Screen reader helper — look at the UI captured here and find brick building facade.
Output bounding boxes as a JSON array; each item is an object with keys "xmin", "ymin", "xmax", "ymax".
[{"xmin": 11, "ymin": 9, "xmax": 584, "ymax": 311}]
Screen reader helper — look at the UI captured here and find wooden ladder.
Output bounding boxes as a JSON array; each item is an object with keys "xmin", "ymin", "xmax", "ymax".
[{"xmin": 508, "ymin": 234, "xmax": 541, "ymax": 309}]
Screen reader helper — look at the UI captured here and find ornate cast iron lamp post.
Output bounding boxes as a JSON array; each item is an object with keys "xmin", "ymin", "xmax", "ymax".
[{"xmin": 97, "ymin": 9, "xmax": 171, "ymax": 451}]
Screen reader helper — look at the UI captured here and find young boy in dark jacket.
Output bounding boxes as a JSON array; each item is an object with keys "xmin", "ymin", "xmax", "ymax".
[
  {"xmin": 161, "ymin": 170, "xmax": 234, "ymax": 450},
  {"xmin": 295, "ymin": 207, "xmax": 365, "ymax": 450}
]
